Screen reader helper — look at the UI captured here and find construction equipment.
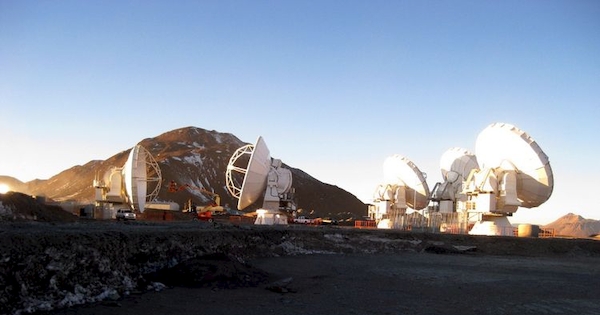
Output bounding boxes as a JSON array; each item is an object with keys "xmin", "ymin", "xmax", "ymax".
[
  {"xmin": 181, "ymin": 198, "xmax": 213, "ymax": 222},
  {"xmin": 167, "ymin": 180, "xmax": 225, "ymax": 216}
]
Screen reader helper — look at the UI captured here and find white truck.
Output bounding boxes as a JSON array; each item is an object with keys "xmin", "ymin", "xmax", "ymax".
[
  {"xmin": 293, "ymin": 216, "xmax": 316, "ymax": 224},
  {"xmin": 116, "ymin": 209, "xmax": 136, "ymax": 221}
]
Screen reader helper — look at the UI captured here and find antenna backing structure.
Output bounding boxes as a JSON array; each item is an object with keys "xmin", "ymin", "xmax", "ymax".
[
  {"xmin": 94, "ymin": 144, "xmax": 162, "ymax": 217},
  {"xmin": 225, "ymin": 136, "xmax": 295, "ymax": 225},
  {"xmin": 431, "ymin": 148, "xmax": 479, "ymax": 212}
]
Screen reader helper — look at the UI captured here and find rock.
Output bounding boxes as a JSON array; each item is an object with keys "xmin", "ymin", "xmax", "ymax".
[
  {"xmin": 423, "ymin": 243, "xmax": 477, "ymax": 254},
  {"xmin": 146, "ymin": 253, "xmax": 269, "ymax": 289},
  {"xmin": 266, "ymin": 277, "xmax": 296, "ymax": 293}
]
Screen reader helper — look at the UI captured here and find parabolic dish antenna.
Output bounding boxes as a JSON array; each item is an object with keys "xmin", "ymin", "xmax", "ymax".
[
  {"xmin": 431, "ymin": 147, "xmax": 479, "ymax": 207},
  {"xmin": 122, "ymin": 145, "xmax": 162, "ymax": 212},
  {"xmin": 475, "ymin": 123, "xmax": 553, "ymax": 208},
  {"xmin": 440, "ymin": 147, "xmax": 479, "ymax": 184},
  {"xmin": 226, "ymin": 136, "xmax": 271, "ymax": 210},
  {"xmin": 383, "ymin": 155, "xmax": 430, "ymax": 210}
]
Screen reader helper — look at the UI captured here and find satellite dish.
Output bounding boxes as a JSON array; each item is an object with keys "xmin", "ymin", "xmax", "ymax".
[
  {"xmin": 226, "ymin": 136, "xmax": 294, "ymax": 216},
  {"xmin": 370, "ymin": 155, "xmax": 430, "ymax": 229},
  {"xmin": 226, "ymin": 136, "xmax": 271, "ymax": 210},
  {"xmin": 383, "ymin": 154, "xmax": 430, "ymax": 210},
  {"xmin": 123, "ymin": 145, "xmax": 146, "ymax": 212},
  {"xmin": 464, "ymin": 123, "xmax": 553, "ymax": 236},
  {"xmin": 475, "ymin": 122, "xmax": 553, "ymax": 208},
  {"xmin": 94, "ymin": 144, "xmax": 162, "ymax": 215},
  {"xmin": 440, "ymin": 147, "xmax": 479, "ymax": 184},
  {"xmin": 431, "ymin": 148, "xmax": 479, "ymax": 208},
  {"xmin": 122, "ymin": 145, "xmax": 162, "ymax": 213}
]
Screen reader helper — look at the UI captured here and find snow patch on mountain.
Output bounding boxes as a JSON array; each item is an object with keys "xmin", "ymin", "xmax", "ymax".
[
  {"xmin": 214, "ymin": 133, "xmax": 223, "ymax": 144},
  {"xmin": 183, "ymin": 154, "xmax": 203, "ymax": 167}
]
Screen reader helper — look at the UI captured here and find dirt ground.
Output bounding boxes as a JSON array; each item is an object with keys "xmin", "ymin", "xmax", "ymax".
[
  {"xmin": 4, "ymin": 193, "xmax": 600, "ymax": 314},
  {"xmin": 44, "ymin": 248, "xmax": 600, "ymax": 315}
]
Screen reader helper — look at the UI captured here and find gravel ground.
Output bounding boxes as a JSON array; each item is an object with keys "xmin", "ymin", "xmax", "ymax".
[
  {"xmin": 3, "ymin": 220, "xmax": 594, "ymax": 315},
  {"xmin": 44, "ymin": 252, "xmax": 600, "ymax": 315}
]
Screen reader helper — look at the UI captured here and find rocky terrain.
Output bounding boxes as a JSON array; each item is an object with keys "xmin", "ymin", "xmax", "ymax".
[
  {"xmin": 1, "ymin": 219, "xmax": 599, "ymax": 315},
  {"xmin": 1, "ymin": 192, "xmax": 600, "ymax": 315}
]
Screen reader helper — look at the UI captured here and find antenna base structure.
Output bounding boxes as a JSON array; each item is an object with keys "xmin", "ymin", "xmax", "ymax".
[
  {"xmin": 226, "ymin": 136, "xmax": 295, "ymax": 225},
  {"xmin": 430, "ymin": 181, "xmax": 455, "ymax": 213},
  {"xmin": 370, "ymin": 183, "xmax": 407, "ymax": 229},
  {"xmin": 468, "ymin": 214, "xmax": 514, "ymax": 236},
  {"xmin": 94, "ymin": 145, "xmax": 162, "ymax": 218}
]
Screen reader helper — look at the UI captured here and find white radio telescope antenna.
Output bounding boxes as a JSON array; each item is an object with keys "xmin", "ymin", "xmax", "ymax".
[
  {"xmin": 431, "ymin": 147, "xmax": 479, "ymax": 212},
  {"xmin": 225, "ymin": 136, "xmax": 294, "ymax": 225},
  {"xmin": 465, "ymin": 123, "xmax": 553, "ymax": 235},
  {"xmin": 94, "ymin": 144, "xmax": 162, "ymax": 216},
  {"xmin": 122, "ymin": 145, "xmax": 162, "ymax": 212},
  {"xmin": 370, "ymin": 155, "xmax": 430, "ymax": 229}
]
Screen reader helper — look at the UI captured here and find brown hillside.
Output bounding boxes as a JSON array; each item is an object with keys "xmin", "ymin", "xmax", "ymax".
[
  {"xmin": 2, "ymin": 127, "xmax": 367, "ymax": 219},
  {"xmin": 543, "ymin": 213, "xmax": 600, "ymax": 238}
]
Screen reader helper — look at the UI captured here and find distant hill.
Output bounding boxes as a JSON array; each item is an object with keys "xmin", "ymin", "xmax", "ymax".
[
  {"xmin": 543, "ymin": 213, "xmax": 600, "ymax": 238},
  {"xmin": 0, "ymin": 126, "xmax": 367, "ymax": 220},
  {"xmin": 0, "ymin": 176, "xmax": 29, "ymax": 195},
  {"xmin": 0, "ymin": 192, "xmax": 78, "ymax": 222}
]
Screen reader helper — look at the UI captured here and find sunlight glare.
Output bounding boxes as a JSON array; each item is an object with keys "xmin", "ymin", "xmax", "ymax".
[{"xmin": 0, "ymin": 184, "xmax": 10, "ymax": 194}]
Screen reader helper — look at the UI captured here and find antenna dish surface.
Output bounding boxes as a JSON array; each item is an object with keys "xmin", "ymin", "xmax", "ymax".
[
  {"xmin": 383, "ymin": 155, "xmax": 430, "ymax": 210},
  {"xmin": 440, "ymin": 147, "xmax": 479, "ymax": 183},
  {"xmin": 226, "ymin": 137, "xmax": 271, "ymax": 210},
  {"xmin": 475, "ymin": 123, "xmax": 553, "ymax": 207},
  {"xmin": 123, "ymin": 145, "xmax": 148, "ymax": 212}
]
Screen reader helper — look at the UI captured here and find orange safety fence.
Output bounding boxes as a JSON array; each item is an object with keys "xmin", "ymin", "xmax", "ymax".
[
  {"xmin": 439, "ymin": 225, "xmax": 463, "ymax": 234},
  {"xmin": 514, "ymin": 227, "xmax": 556, "ymax": 238},
  {"xmin": 352, "ymin": 219, "xmax": 557, "ymax": 238},
  {"xmin": 539, "ymin": 228, "xmax": 556, "ymax": 238},
  {"xmin": 354, "ymin": 220, "xmax": 377, "ymax": 229},
  {"xmin": 228, "ymin": 216, "xmax": 256, "ymax": 224},
  {"xmin": 140, "ymin": 210, "xmax": 174, "ymax": 221}
]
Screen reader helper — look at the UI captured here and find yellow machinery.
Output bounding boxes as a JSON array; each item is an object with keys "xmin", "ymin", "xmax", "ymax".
[{"xmin": 167, "ymin": 180, "xmax": 225, "ymax": 214}]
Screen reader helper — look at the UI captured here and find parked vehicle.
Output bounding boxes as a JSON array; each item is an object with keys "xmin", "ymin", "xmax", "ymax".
[
  {"xmin": 293, "ymin": 216, "xmax": 315, "ymax": 224},
  {"xmin": 321, "ymin": 218, "xmax": 339, "ymax": 225},
  {"xmin": 116, "ymin": 209, "xmax": 136, "ymax": 221}
]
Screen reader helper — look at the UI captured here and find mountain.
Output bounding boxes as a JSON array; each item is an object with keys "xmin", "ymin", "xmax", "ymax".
[
  {"xmin": 543, "ymin": 213, "xmax": 600, "ymax": 238},
  {"xmin": 2, "ymin": 127, "xmax": 367, "ymax": 219}
]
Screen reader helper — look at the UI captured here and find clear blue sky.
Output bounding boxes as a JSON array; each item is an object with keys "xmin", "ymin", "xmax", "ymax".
[{"xmin": 1, "ymin": 1, "xmax": 598, "ymax": 225}]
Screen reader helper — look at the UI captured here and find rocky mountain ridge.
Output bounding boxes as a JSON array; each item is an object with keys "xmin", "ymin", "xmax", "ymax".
[{"xmin": 0, "ymin": 127, "xmax": 367, "ymax": 219}]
